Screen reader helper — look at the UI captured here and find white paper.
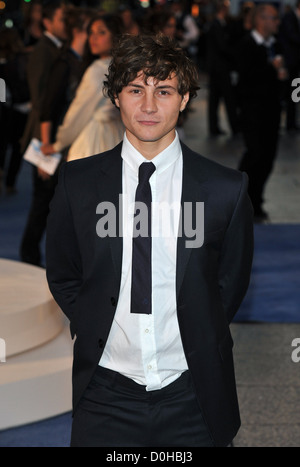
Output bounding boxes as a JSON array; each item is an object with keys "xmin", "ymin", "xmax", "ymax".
[{"xmin": 23, "ymin": 138, "xmax": 62, "ymax": 175}]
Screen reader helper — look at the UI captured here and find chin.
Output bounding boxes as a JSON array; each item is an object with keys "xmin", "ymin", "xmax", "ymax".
[{"xmin": 90, "ymin": 46, "xmax": 99, "ymax": 55}]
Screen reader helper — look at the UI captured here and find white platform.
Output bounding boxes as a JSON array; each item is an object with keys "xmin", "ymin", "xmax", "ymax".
[
  {"xmin": 0, "ymin": 259, "xmax": 73, "ymax": 430},
  {"xmin": 0, "ymin": 259, "xmax": 64, "ymax": 357}
]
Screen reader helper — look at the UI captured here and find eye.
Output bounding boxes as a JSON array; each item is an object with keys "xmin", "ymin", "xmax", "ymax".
[{"xmin": 157, "ymin": 90, "xmax": 171, "ymax": 96}]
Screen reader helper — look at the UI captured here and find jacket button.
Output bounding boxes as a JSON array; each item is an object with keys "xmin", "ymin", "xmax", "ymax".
[
  {"xmin": 111, "ymin": 297, "xmax": 117, "ymax": 306},
  {"xmin": 98, "ymin": 339, "xmax": 104, "ymax": 348}
]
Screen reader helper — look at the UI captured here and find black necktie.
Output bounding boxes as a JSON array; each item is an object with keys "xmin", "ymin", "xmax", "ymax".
[{"xmin": 131, "ymin": 162, "xmax": 156, "ymax": 314}]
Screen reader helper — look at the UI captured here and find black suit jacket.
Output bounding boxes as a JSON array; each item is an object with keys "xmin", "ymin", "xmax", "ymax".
[
  {"xmin": 206, "ymin": 18, "xmax": 236, "ymax": 74},
  {"xmin": 21, "ymin": 34, "xmax": 62, "ymax": 151},
  {"xmin": 278, "ymin": 10, "xmax": 300, "ymax": 71},
  {"xmin": 237, "ymin": 33, "xmax": 281, "ymax": 109},
  {"xmin": 46, "ymin": 142, "xmax": 254, "ymax": 447}
]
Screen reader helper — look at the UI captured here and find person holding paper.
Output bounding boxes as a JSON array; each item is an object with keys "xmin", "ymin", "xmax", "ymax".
[
  {"xmin": 20, "ymin": 0, "xmax": 67, "ymax": 266},
  {"xmin": 38, "ymin": 5, "xmax": 93, "ymax": 161}
]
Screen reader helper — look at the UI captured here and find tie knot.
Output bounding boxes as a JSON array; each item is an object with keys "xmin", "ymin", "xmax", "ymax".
[{"xmin": 138, "ymin": 162, "xmax": 156, "ymax": 184}]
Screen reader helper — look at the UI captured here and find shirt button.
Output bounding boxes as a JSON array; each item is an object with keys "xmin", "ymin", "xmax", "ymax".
[
  {"xmin": 147, "ymin": 364, "xmax": 152, "ymax": 370},
  {"xmin": 145, "ymin": 329, "xmax": 149, "ymax": 333}
]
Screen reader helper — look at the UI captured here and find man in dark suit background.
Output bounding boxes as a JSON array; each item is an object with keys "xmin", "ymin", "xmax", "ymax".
[
  {"xmin": 206, "ymin": 0, "xmax": 239, "ymax": 136},
  {"xmin": 46, "ymin": 34, "xmax": 254, "ymax": 447},
  {"xmin": 20, "ymin": 0, "xmax": 67, "ymax": 266},
  {"xmin": 238, "ymin": 4, "xmax": 287, "ymax": 221},
  {"xmin": 278, "ymin": 1, "xmax": 300, "ymax": 131}
]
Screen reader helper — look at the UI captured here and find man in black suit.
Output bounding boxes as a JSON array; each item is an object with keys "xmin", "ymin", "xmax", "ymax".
[
  {"xmin": 206, "ymin": 0, "xmax": 239, "ymax": 136},
  {"xmin": 20, "ymin": 0, "xmax": 67, "ymax": 266},
  {"xmin": 46, "ymin": 35, "xmax": 254, "ymax": 447},
  {"xmin": 278, "ymin": 1, "xmax": 300, "ymax": 131},
  {"xmin": 238, "ymin": 4, "xmax": 287, "ymax": 221}
]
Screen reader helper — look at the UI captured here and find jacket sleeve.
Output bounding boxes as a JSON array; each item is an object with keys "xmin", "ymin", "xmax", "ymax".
[
  {"xmin": 46, "ymin": 162, "xmax": 83, "ymax": 337},
  {"xmin": 40, "ymin": 56, "xmax": 69, "ymax": 123},
  {"xmin": 218, "ymin": 172, "xmax": 254, "ymax": 323}
]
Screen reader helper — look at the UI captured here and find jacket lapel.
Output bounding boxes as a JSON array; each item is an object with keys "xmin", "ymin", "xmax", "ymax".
[
  {"xmin": 96, "ymin": 143, "xmax": 123, "ymax": 284},
  {"xmin": 176, "ymin": 143, "xmax": 208, "ymax": 298}
]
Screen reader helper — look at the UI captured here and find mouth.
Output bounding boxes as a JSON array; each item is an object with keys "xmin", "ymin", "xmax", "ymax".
[{"xmin": 138, "ymin": 121, "xmax": 159, "ymax": 126}]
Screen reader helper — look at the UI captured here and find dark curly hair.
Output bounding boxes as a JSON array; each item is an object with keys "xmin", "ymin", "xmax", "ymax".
[{"xmin": 103, "ymin": 34, "xmax": 200, "ymax": 107}]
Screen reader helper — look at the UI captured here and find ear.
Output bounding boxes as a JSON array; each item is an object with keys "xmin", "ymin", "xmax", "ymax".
[
  {"xmin": 180, "ymin": 92, "xmax": 190, "ymax": 112},
  {"xmin": 114, "ymin": 96, "xmax": 120, "ymax": 109},
  {"xmin": 43, "ymin": 18, "xmax": 51, "ymax": 33}
]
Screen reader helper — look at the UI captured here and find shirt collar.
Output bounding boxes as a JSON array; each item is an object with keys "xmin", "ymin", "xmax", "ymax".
[
  {"xmin": 44, "ymin": 31, "xmax": 63, "ymax": 48},
  {"xmin": 251, "ymin": 30, "xmax": 275, "ymax": 47},
  {"xmin": 121, "ymin": 131, "xmax": 182, "ymax": 176}
]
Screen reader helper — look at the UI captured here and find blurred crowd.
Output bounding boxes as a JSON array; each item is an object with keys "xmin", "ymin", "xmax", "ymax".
[{"xmin": 0, "ymin": 0, "xmax": 299, "ymax": 265}]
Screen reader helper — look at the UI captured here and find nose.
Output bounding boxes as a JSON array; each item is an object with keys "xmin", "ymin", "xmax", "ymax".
[{"xmin": 140, "ymin": 93, "xmax": 157, "ymax": 113}]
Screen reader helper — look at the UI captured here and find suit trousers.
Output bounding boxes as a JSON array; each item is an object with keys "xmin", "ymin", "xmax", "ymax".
[
  {"xmin": 20, "ymin": 166, "xmax": 59, "ymax": 266},
  {"xmin": 208, "ymin": 70, "xmax": 239, "ymax": 135},
  {"xmin": 70, "ymin": 366, "xmax": 214, "ymax": 447},
  {"xmin": 239, "ymin": 100, "xmax": 281, "ymax": 211}
]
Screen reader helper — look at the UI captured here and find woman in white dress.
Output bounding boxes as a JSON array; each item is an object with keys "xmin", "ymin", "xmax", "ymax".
[{"xmin": 42, "ymin": 14, "xmax": 124, "ymax": 162}]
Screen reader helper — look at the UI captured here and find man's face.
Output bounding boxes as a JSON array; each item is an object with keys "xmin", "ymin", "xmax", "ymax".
[
  {"xmin": 115, "ymin": 72, "xmax": 189, "ymax": 154},
  {"xmin": 261, "ymin": 6, "xmax": 280, "ymax": 36},
  {"xmin": 45, "ymin": 7, "xmax": 67, "ymax": 41},
  {"xmin": 223, "ymin": 0, "xmax": 231, "ymax": 15}
]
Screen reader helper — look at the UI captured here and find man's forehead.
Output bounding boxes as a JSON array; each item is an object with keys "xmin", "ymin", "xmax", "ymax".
[{"xmin": 128, "ymin": 71, "xmax": 179, "ymax": 88}]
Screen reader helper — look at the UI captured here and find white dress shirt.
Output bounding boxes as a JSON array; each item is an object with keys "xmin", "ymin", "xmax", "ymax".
[
  {"xmin": 44, "ymin": 31, "xmax": 63, "ymax": 49},
  {"xmin": 251, "ymin": 29, "xmax": 276, "ymax": 48},
  {"xmin": 99, "ymin": 132, "xmax": 188, "ymax": 390}
]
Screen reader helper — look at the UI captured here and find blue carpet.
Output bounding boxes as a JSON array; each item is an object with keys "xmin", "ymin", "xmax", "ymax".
[
  {"xmin": 0, "ymin": 412, "xmax": 72, "ymax": 447},
  {"xmin": 0, "ymin": 161, "xmax": 32, "ymax": 261},
  {"xmin": 0, "ymin": 161, "xmax": 46, "ymax": 263},
  {"xmin": 234, "ymin": 224, "xmax": 300, "ymax": 323}
]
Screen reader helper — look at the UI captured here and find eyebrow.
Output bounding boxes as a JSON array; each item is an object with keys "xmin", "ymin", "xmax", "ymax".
[{"xmin": 127, "ymin": 83, "xmax": 178, "ymax": 91}]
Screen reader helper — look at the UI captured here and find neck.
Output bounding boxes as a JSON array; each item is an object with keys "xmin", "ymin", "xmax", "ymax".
[
  {"xmin": 255, "ymin": 27, "xmax": 270, "ymax": 40},
  {"xmin": 126, "ymin": 130, "xmax": 176, "ymax": 160}
]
